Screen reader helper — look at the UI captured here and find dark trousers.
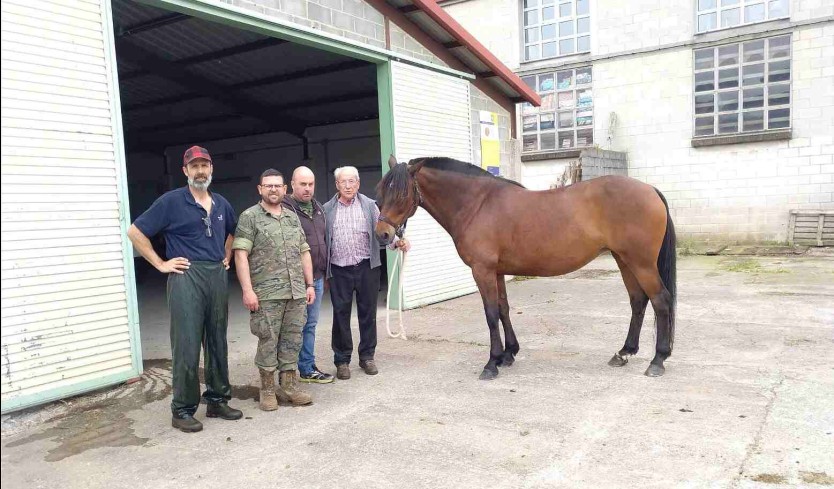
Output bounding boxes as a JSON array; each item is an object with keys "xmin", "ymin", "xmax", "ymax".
[
  {"xmin": 167, "ymin": 261, "xmax": 232, "ymax": 415},
  {"xmin": 330, "ymin": 260, "xmax": 380, "ymax": 365}
]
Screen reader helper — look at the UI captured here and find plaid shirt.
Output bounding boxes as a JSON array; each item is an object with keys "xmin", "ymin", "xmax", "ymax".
[{"xmin": 330, "ymin": 197, "xmax": 378, "ymax": 267}]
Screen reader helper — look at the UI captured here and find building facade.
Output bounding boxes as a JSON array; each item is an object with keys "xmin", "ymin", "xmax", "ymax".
[{"xmin": 442, "ymin": 0, "xmax": 834, "ymax": 241}]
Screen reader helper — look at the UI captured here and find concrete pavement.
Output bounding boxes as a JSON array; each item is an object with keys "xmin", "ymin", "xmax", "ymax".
[{"xmin": 2, "ymin": 253, "xmax": 833, "ymax": 488}]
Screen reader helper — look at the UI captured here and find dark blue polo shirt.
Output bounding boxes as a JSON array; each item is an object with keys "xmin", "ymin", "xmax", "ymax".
[{"xmin": 133, "ymin": 187, "xmax": 237, "ymax": 262}]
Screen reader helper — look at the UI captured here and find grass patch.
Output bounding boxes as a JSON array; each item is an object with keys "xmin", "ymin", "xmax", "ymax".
[
  {"xmin": 721, "ymin": 259, "xmax": 790, "ymax": 274},
  {"xmin": 512, "ymin": 276, "xmax": 537, "ymax": 282}
]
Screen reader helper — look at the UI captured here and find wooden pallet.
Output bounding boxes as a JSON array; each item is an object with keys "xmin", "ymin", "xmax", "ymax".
[{"xmin": 788, "ymin": 210, "xmax": 834, "ymax": 246}]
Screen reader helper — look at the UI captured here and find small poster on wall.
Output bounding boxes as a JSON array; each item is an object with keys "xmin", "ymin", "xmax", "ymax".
[{"xmin": 479, "ymin": 111, "xmax": 500, "ymax": 176}]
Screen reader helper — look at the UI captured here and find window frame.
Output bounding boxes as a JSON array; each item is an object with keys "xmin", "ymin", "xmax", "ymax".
[
  {"xmin": 520, "ymin": 66, "xmax": 594, "ymax": 154},
  {"xmin": 691, "ymin": 34, "xmax": 792, "ymax": 139},
  {"xmin": 695, "ymin": 0, "xmax": 790, "ymax": 34},
  {"xmin": 521, "ymin": 0, "xmax": 591, "ymax": 63}
]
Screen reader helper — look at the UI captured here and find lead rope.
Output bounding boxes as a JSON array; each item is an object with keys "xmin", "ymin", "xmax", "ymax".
[{"xmin": 385, "ymin": 247, "xmax": 408, "ymax": 339}]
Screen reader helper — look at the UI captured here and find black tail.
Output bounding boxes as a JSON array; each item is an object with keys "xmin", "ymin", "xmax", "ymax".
[{"xmin": 654, "ymin": 189, "xmax": 677, "ymax": 351}]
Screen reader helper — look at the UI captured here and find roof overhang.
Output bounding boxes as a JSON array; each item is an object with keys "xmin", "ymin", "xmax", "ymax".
[{"xmin": 366, "ymin": 0, "xmax": 540, "ymax": 110}]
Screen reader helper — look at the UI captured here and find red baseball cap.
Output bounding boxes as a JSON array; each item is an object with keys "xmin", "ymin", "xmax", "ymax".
[{"xmin": 183, "ymin": 146, "xmax": 212, "ymax": 166}]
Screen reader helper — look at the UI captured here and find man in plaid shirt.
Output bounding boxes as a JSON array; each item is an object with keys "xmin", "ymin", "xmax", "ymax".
[{"xmin": 323, "ymin": 166, "xmax": 410, "ymax": 380}]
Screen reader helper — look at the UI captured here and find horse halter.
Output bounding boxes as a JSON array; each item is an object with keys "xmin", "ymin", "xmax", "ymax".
[{"xmin": 378, "ymin": 180, "xmax": 422, "ymax": 239}]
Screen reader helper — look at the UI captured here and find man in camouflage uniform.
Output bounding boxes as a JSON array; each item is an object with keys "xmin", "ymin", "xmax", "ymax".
[{"xmin": 233, "ymin": 169, "xmax": 316, "ymax": 411}]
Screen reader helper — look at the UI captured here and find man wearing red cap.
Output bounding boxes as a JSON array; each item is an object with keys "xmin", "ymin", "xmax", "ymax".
[{"xmin": 127, "ymin": 146, "xmax": 243, "ymax": 433}]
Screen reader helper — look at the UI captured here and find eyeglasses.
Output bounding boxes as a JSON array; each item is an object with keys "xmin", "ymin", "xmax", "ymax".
[
  {"xmin": 338, "ymin": 178, "xmax": 358, "ymax": 187},
  {"xmin": 259, "ymin": 184, "xmax": 285, "ymax": 190},
  {"xmin": 201, "ymin": 216, "xmax": 213, "ymax": 238}
]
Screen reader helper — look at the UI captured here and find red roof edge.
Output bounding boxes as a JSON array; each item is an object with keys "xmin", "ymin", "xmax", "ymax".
[{"xmin": 408, "ymin": 0, "xmax": 541, "ymax": 107}]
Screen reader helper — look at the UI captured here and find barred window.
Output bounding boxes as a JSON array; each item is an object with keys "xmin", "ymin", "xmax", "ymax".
[
  {"xmin": 522, "ymin": 0, "xmax": 590, "ymax": 62},
  {"xmin": 696, "ymin": 0, "xmax": 789, "ymax": 33},
  {"xmin": 693, "ymin": 35, "xmax": 790, "ymax": 137},
  {"xmin": 520, "ymin": 67, "xmax": 593, "ymax": 152}
]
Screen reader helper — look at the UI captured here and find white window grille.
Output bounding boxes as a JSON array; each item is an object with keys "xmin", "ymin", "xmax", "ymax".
[
  {"xmin": 693, "ymin": 35, "xmax": 791, "ymax": 137},
  {"xmin": 522, "ymin": 0, "xmax": 590, "ymax": 62},
  {"xmin": 520, "ymin": 67, "xmax": 593, "ymax": 152},
  {"xmin": 696, "ymin": 0, "xmax": 789, "ymax": 33}
]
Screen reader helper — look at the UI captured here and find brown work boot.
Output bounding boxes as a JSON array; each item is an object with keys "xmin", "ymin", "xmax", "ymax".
[
  {"xmin": 277, "ymin": 370, "xmax": 313, "ymax": 406},
  {"xmin": 336, "ymin": 363, "xmax": 350, "ymax": 380},
  {"xmin": 258, "ymin": 368, "xmax": 278, "ymax": 411},
  {"xmin": 359, "ymin": 359, "xmax": 378, "ymax": 375}
]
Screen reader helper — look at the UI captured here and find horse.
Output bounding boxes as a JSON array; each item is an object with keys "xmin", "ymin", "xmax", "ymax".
[{"xmin": 375, "ymin": 155, "xmax": 676, "ymax": 380}]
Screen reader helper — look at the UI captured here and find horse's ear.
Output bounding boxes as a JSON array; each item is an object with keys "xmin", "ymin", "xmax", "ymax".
[
  {"xmin": 407, "ymin": 159, "xmax": 425, "ymax": 175},
  {"xmin": 388, "ymin": 154, "xmax": 398, "ymax": 170}
]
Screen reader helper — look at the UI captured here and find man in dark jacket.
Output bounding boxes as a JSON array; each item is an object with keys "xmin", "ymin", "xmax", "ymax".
[{"xmin": 282, "ymin": 166, "xmax": 334, "ymax": 383}]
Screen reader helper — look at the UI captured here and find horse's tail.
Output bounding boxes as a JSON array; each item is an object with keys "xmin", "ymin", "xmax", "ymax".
[{"xmin": 654, "ymin": 188, "xmax": 677, "ymax": 352}]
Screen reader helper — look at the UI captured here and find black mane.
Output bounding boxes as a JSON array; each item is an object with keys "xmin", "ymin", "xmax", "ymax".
[
  {"xmin": 414, "ymin": 157, "xmax": 525, "ymax": 188},
  {"xmin": 377, "ymin": 157, "xmax": 525, "ymax": 206}
]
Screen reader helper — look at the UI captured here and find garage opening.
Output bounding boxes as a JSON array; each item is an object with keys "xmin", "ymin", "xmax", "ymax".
[{"xmin": 110, "ymin": 0, "xmax": 386, "ymax": 358}]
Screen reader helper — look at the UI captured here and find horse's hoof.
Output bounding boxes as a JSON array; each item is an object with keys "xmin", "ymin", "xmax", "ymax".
[
  {"xmin": 608, "ymin": 354, "xmax": 628, "ymax": 367},
  {"xmin": 644, "ymin": 364, "xmax": 665, "ymax": 377},
  {"xmin": 501, "ymin": 354, "xmax": 515, "ymax": 367},
  {"xmin": 479, "ymin": 368, "xmax": 499, "ymax": 380}
]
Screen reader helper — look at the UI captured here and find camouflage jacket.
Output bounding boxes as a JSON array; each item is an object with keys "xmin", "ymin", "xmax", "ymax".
[{"xmin": 232, "ymin": 203, "xmax": 310, "ymax": 301}]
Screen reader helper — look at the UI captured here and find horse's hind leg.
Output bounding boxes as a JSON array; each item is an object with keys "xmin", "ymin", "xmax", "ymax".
[
  {"xmin": 608, "ymin": 254, "xmax": 649, "ymax": 368},
  {"xmin": 472, "ymin": 266, "xmax": 504, "ymax": 380},
  {"xmin": 497, "ymin": 275, "xmax": 520, "ymax": 367},
  {"xmin": 628, "ymin": 264, "xmax": 674, "ymax": 377}
]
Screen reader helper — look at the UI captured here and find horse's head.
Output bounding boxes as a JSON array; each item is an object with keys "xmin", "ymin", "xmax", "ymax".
[{"xmin": 375, "ymin": 155, "xmax": 422, "ymax": 245}]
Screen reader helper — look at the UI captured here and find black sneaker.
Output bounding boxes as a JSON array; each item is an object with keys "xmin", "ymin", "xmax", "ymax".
[
  {"xmin": 206, "ymin": 402, "xmax": 243, "ymax": 420},
  {"xmin": 172, "ymin": 413, "xmax": 203, "ymax": 433},
  {"xmin": 299, "ymin": 367, "xmax": 335, "ymax": 384}
]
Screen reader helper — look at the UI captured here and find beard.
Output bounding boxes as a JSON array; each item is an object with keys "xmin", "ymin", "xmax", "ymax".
[{"xmin": 188, "ymin": 174, "xmax": 212, "ymax": 191}]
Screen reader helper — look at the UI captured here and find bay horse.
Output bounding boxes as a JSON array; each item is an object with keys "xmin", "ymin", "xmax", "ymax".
[{"xmin": 375, "ymin": 156, "xmax": 676, "ymax": 380}]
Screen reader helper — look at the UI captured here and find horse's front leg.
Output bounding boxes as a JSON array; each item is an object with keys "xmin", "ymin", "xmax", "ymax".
[
  {"xmin": 473, "ymin": 266, "xmax": 503, "ymax": 380},
  {"xmin": 497, "ymin": 274, "xmax": 519, "ymax": 367}
]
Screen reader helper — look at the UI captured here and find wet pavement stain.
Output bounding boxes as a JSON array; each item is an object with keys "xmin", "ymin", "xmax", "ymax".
[{"xmin": 5, "ymin": 358, "xmax": 257, "ymax": 461}]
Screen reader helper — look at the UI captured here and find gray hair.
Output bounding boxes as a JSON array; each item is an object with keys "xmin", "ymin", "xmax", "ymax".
[{"xmin": 333, "ymin": 166, "xmax": 359, "ymax": 181}]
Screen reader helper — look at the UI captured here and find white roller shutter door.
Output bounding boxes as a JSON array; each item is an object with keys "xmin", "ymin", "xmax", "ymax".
[
  {"xmin": 1, "ymin": 0, "xmax": 141, "ymax": 413},
  {"xmin": 390, "ymin": 61, "xmax": 477, "ymax": 309}
]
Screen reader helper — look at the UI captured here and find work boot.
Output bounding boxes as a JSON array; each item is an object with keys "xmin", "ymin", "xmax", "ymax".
[
  {"xmin": 172, "ymin": 412, "xmax": 203, "ymax": 433},
  {"xmin": 359, "ymin": 359, "xmax": 378, "ymax": 375},
  {"xmin": 277, "ymin": 370, "xmax": 313, "ymax": 406},
  {"xmin": 257, "ymin": 368, "xmax": 278, "ymax": 411},
  {"xmin": 336, "ymin": 363, "xmax": 351, "ymax": 380},
  {"xmin": 206, "ymin": 402, "xmax": 243, "ymax": 420}
]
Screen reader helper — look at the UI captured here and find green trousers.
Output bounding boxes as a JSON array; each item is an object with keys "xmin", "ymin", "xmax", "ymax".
[{"xmin": 167, "ymin": 261, "xmax": 231, "ymax": 415}]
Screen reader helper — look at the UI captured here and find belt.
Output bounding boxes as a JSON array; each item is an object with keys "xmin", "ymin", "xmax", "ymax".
[{"xmin": 333, "ymin": 259, "xmax": 369, "ymax": 269}]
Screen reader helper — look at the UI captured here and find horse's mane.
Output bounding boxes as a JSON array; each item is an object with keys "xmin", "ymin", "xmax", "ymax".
[
  {"xmin": 419, "ymin": 157, "xmax": 525, "ymax": 188},
  {"xmin": 378, "ymin": 157, "xmax": 525, "ymax": 205}
]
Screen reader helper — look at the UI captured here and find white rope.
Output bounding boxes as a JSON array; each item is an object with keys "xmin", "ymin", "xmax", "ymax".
[{"xmin": 385, "ymin": 248, "xmax": 408, "ymax": 340}]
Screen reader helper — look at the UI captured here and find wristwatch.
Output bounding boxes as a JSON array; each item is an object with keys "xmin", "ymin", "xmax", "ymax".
[{"xmin": 306, "ymin": 284, "xmax": 314, "ymax": 288}]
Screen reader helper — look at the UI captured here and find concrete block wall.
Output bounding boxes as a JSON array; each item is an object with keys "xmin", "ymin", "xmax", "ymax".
[
  {"xmin": 521, "ymin": 158, "xmax": 577, "ymax": 190},
  {"xmin": 443, "ymin": 0, "xmax": 520, "ymax": 70},
  {"xmin": 388, "ymin": 23, "xmax": 445, "ymax": 64},
  {"xmin": 593, "ymin": 23, "xmax": 834, "ymax": 242},
  {"xmin": 221, "ymin": 0, "xmax": 386, "ymax": 48},
  {"xmin": 594, "ymin": 0, "xmax": 693, "ymax": 57}
]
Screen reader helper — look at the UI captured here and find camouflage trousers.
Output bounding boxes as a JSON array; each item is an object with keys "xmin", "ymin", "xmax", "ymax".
[{"xmin": 250, "ymin": 299, "xmax": 307, "ymax": 372}]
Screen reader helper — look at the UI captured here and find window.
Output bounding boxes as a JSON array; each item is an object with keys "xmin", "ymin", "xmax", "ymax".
[
  {"xmin": 521, "ymin": 67, "xmax": 593, "ymax": 152},
  {"xmin": 693, "ymin": 35, "xmax": 791, "ymax": 137},
  {"xmin": 696, "ymin": 0, "xmax": 789, "ymax": 33},
  {"xmin": 523, "ymin": 0, "xmax": 590, "ymax": 62}
]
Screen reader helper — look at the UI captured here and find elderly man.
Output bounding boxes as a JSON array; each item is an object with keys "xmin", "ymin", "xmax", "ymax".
[
  {"xmin": 127, "ymin": 146, "xmax": 242, "ymax": 433},
  {"xmin": 282, "ymin": 167, "xmax": 334, "ymax": 383},
  {"xmin": 233, "ymin": 169, "xmax": 315, "ymax": 411},
  {"xmin": 323, "ymin": 166, "xmax": 410, "ymax": 380}
]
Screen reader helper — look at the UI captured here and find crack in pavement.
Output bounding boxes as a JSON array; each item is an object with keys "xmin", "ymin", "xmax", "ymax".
[{"xmin": 730, "ymin": 373, "xmax": 786, "ymax": 488}]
